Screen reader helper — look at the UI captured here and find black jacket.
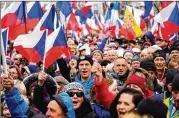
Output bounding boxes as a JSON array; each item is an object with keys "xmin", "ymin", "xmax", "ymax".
[{"xmin": 75, "ymin": 99, "xmax": 98, "ymax": 118}]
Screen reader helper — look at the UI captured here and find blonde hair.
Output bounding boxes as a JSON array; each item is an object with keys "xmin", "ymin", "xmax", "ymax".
[
  {"xmin": 140, "ymin": 48, "xmax": 148, "ymax": 59},
  {"xmin": 168, "ymin": 58, "xmax": 179, "ymax": 69}
]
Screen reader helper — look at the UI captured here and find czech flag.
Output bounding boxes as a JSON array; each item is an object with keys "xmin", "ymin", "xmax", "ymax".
[
  {"xmin": 1, "ymin": 28, "xmax": 8, "ymax": 55},
  {"xmin": 14, "ymin": 30, "xmax": 47, "ymax": 63},
  {"xmin": 26, "ymin": 1, "xmax": 44, "ymax": 32},
  {"xmin": 154, "ymin": 2, "xmax": 179, "ymax": 40},
  {"xmin": 34, "ymin": 4, "xmax": 59, "ymax": 35},
  {"xmin": 44, "ymin": 27, "xmax": 70, "ymax": 67},
  {"xmin": 1, "ymin": 2, "xmax": 27, "ymax": 40}
]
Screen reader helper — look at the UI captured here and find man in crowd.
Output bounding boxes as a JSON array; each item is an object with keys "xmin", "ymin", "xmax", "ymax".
[{"xmin": 164, "ymin": 73, "xmax": 179, "ymax": 118}]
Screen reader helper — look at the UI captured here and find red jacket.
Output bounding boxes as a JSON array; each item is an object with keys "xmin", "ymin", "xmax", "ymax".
[{"xmin": 94, "ymin": 77, "xmax": 116, "ymax": 110}]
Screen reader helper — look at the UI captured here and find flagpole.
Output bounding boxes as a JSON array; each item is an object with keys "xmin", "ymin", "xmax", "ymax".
[
  {"xmin": 1, "ymin": 32, "xmax": 8, "ymax": 76},
  {"xmin": 42, "ymin": 30, "xmax": 48, "ymax": 72}
]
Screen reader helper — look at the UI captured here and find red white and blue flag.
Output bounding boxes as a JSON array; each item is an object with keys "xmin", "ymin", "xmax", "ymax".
[
  {"xmin": 34, "ymin": 4, "xmax": 59, "ymax": 35},
  {"xmin": 154, "ymin": 2, "xmax": 179, "ymax": 40},
  {"xmin": 1, "ymin": 28, "xmax": 8, "ymax": 55},
  {"xmin": 26, "ymin": 1, "xmax": 44, "ymax": 32},
  {"xmin": 1, "ymin": 1, "xmax": 27, "ymax": 40},
  {"xmin": 14, "ymin": 30, "xmax": 47, "ymax": 63}
]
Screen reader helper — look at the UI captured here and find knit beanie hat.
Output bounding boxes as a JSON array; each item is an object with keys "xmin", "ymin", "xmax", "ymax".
[
  {"xmin": 131, "ymin": 55, "xmax": 140, "ymax": 63},
  {"xmin": 21, "ymin": 65, "xmax": 38, "ymax": 75},
  {"xmin": 77, "ymin": 55, "xmax": 93, "ymax": 67},
  {"xmin": 153, "ymin": 50, "xmax": 166, "ymax": 60},
  {"xmin": 64, "ymin": 82, "xmax": 85, "ymax": 93},
  {"xmin": 140, "ymin": 58, "xmax": 156, "ymax": 72},
  {"xmin": 123, "ymin": 48, "xmax": 134, "ymax": 57},
  {"xmin": 125, "ymin": 74, "xmax": 145, "ymax": 91},
  {"xmin": 172, "ymin": 73, "xmax": 179, "ymax": 91},
  {"xmin": 137, "ymin": 98, "xmax": 168, "ymax": 118},
  {"xmin": 92, "ymin": 49, "xmax": 103, "ymax": 57},
  {"xmin": 71, "ymin": 56, "xmax": 78, "ymax": 60},
  {"xmin": 166, "ymin": 69, "xmax": 179, "ymax": 85},
  {"xmin": 169, "ymin": 46, "xmax": 179, "ymax": 54}
]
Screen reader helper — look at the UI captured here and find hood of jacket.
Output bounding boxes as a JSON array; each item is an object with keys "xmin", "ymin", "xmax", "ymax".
[
  {"xmin": 143, "ymin": 31, "xmax": 155, "ymax": 45},
  {"xmin": 53, "ymin": 92, "xmax": 76, "ymax": 118}
]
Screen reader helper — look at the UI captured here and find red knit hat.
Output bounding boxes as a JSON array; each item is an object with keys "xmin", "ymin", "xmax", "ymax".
[{"xmin": 125, "ymin": 74, "xmax": 145, "ymax": 91}]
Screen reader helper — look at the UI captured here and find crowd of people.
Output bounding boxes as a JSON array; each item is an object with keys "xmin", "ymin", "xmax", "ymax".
[{"xmin": 1, "ymin": 28, "xmax": 179, "ymax": 118}]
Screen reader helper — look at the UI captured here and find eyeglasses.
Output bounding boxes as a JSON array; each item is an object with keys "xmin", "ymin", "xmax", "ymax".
[
  {"xmin": 9, "ymin": 72, "xmax": 18, "ymax": 75},
  {"xmin": 14, "ymin": 58, "xmax": 21, "ymax": 60},
  {"xmin": 67, "ymin": 91, "xmax": 84, "ymax": 97}
]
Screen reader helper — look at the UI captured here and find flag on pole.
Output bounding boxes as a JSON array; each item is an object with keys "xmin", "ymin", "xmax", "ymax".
[
  {"xmin": 14, "ymin": 30, "xmax": 47, "ymax": 63},
  {"xmin": 44, "ymin": 27, "xmax": 69, "ymax": 67},
  {"xmin": 1, "ymin": 28, "xmax": 8, "ymax": 55},
  {"xmin": 26, "ymin": 1, "xmax": 44, "ymax": 32},
  {"xmin": 154, "ymin": 2, "xmax": 179, "ymax": 40},
  {"xmin": 34, "ymin": 4, "xmax": 59, "ymax": 35},
  {"xmin": 1, "ymin": 1, "xmax": 27, "ymax": 40}
]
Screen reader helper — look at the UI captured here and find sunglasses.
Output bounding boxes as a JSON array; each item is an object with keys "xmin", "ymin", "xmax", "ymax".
[{"xmin": 67, "ymin": 91, "xmax": 84, "ymax": 97}]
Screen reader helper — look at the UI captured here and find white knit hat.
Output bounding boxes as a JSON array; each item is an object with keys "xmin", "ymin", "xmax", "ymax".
[{"xmin": 64, "ymin": 82, "xmax": 85, "ymax": 93}]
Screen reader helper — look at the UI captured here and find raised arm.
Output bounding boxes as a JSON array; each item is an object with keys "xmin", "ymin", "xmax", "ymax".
[
  {"xmin": 92, "ymin": 62, "xmax": 116, "ymax": 110},
  {"xmin": 2, "ymin": 74, "xmax": 29, "ymax": 118}
]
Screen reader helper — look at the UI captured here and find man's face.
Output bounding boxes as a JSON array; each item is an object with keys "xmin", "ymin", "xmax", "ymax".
[
  {"xmin": 3, "ymin": 106, "xmax": 12, "ymax": 118},
  {"xmin": 103, "ymin": 52, "xmax": 109, "ymax": 60},
  {"xmin": 8, "ymin": 68, "xmax": 18, "ymax": 80},
  {"xmin": 78, "ymin": 60, "xmax": 92, "ymax": 80},
  {"xmin": 93, "ymin": 52, "xmax": 102, "ymax": 62},
  {"xmin": 124, "ymin": 52, "xmax": 134, "ymax": 64},
  {"xmin": 68, "ymin": 89, "xmax": 84, "ymax": 110},
  {"xmin": 160, "ymin": 40, "xmax": 168, "ymax": 48},
  {"xmin": 170, "ymin": 50, "xmax": 179, "ymax": 59},
  {"xmin": 172, "ymin": 91, "xmax": 179, "ymax": 109},
  {"xmin": 113, "ymin": 58, "xmax": 128, "ymax": 75},
  {"xmin": 131, "ymin": 61, "xmax": 140, "ymax": 70},
  {"xmin": 154, "ymin": 57, "xmax": 165, "ymax": 70},
  {"xmin": 108, "ymin": 51, "xmax": 118, "ymax": 62},
  {"xmin": 46, "ymin": 100, "xmax": 66, "ymax": 118}
]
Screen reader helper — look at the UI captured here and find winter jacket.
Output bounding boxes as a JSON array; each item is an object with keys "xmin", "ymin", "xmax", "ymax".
[
  {"xmin": 4, "ymin": 88, "xmax": 75, "ymax": 118},
  {"xmin": 23, "ymin": 73, "xmax": 57, "ymax": 114},
  {"xmin": 75, "ymin": 73, "xmax": 95, "ymax": 99},
  {"xmin": 4, "ymin": 88, "xmax": 29, "ymax": 118},
  {"xmin": 94, "ymin": 77, "xmax": 116, "ymax": 110},
  {"xmin": 143, "ymin": 31, "xmax": 155, "ymax": 45},
  {"xmin": 54, "ymin": 92, "xmax": 76, "ymax": 118},
  {"xmin": 91, "ymin": 102, "xmax": 111, "ymax": 118},
  {"xmin": 164, "ymin": 97, "xmax": 179, "ymax": 118},
  {"xmin": 75, "ymin": 98, "xmax": 98, "ymax": 118},
  {"xmin": 23, "ymin": 73, "xmax": 57, "ymax": 97},
  {"xmin": 106, "ymin": 69, "xmax": 129, "ymax": 87}
]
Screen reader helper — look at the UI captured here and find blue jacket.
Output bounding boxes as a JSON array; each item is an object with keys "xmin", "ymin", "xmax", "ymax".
[
  {"xmin": 5, "ymin": 88, "xmax": 29, "ymax": 118},
  {"xmin": 4, "ymin": 88, "xmax": 76, "ymax": 118},
  {"xmin": 91, "ymin": 102, "xmax": 111, "ymax": 118},
  {"xmin": 57, "ymin": 92, "xmax": 76, "ymax": 118},
  {"xmin": 75, "ymin": 74, "xmax": 95, "ymax": 99}
]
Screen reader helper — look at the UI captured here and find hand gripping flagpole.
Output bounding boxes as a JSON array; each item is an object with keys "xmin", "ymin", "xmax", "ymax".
[{"xmin": 1, "ymin": 30, "xmax": 8, "ymax": 76}]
